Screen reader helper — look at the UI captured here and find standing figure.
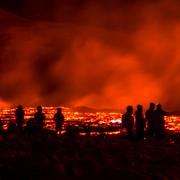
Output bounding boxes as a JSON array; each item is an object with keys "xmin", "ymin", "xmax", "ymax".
[
  {"xmin": 15, "ymin": 105, "xmax": 25, "ymax": 132},
  {"xmin": 0, "ymin": 119, "xmax": 3, "ymax": 133},
  {"xmin": 155, "ymin": 104, "xmax": 168, "ymax": 140},
  {"xmin": 135, "ymin": 105, "xmax": 146, "ymax": 140},
  {"xmin": 145, "ymin": 102, "xmax": 156, "ymax": 138},
  {"xmin": 34, "ymin": 106, "xmax": 46, "ymax": 132},
  {"xmin": 53, "ymin": 108, "xmax": 64, "ymax": 134},
  {"xmin": 122, "ymin": 106, "xmax": 134, "ymax": 139}
]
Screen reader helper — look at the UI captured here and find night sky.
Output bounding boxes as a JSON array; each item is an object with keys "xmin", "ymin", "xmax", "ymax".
[{"xmin": 0, "ymin": 0, "xmax": 180, "ymax": 111}]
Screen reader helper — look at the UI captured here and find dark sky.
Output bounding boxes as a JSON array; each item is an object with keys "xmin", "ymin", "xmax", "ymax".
[{"xmin": 0, "ymin": 0, "xmax": 180, "ymax": 111}]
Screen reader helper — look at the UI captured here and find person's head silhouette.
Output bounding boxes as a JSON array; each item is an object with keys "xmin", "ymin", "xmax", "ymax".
[
  {"xmin": 156, "ymin": 103, "xmax": 162, "ymax": 110},
  {"xmin": 37, "ymin": 106, "xmax": 42, "ymax": 113},
  {"xmin": 126, "ymin": 106, "xmax": 133, "ymax": 115},
  {"xmin": 57, "ymin": 108, "xmax": 62, "ymax": 113},
  {"xmin": 17, "ymin": 105, "xmax": 23, "ymax": 110},
  {"xmin": 137, "ymin": 104, "xmax": 143, "ymax": 112},
  {"xmin": 149, "ymin": 102, "xmax": 155, "ymax": 110}
]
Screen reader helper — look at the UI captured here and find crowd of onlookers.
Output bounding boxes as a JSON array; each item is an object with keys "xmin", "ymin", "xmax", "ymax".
[
  {"xmin": 15, "ymin": 105, "xmax": 64, "ymax": 134},
  {"xmin": 0, "ymin": 105, "xmax": 64, "ymax": 135},
  {"xmin": 0, "ymin": 103, "xmax": 178, "ymax": 179},
  {"xmin": 0, "ymin": 102, "xmax": 168, "ymax": 141},
  {"xmin": 122, "ymin": 102, "xmax": 168, "ymax": 140}
]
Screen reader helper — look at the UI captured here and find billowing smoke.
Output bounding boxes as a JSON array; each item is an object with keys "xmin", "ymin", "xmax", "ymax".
[{"xmin": 0, "ymin": 0, "xmax": 180, "ymax": 111}]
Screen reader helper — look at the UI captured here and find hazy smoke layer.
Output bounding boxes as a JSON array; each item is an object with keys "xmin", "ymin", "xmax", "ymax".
[{"xmin": 0, "ymin": 0, "xmax": 180, "ymax": 111}]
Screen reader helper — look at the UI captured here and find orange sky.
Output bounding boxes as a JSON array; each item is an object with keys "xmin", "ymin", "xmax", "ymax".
[{"xmin": 0, "ymin": 0, "xmax": 180, "ymax": 111}]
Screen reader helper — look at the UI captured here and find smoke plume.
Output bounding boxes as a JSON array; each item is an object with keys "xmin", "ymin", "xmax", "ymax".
[{"xmin": 0, "ymin": 0, "xmax": 180, "ymax": 111}]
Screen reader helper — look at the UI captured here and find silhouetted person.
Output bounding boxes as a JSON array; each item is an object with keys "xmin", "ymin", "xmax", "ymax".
[
  {"xmin": 145, "ymin": 102, "xmax": 156, "ymax": 138},
  {"xmin": 34, "ymin": 106, "xmax": 45, "ymax": 132},
  {"xmin": 135, "ymin": 105, "xmax": 146, "ymax": 140},
  {"xmin": 24, "ymin": 118, "xmax": 36, "ymax": 134},
  {"xmin": 53, "ymin": 108, "xmax": 64, "ymax": 134},
  {"xmin": 122, "ymin": 106, "xmax": 134, "ymax": 139},
  {"xmin": 155, "ymin": 104, "xmax": 168, "ymax": 140},
  {"xmin": 15, "ymin": 105, "xmax": 25, "ymax": 132},
  {"xmin": 0, "ymin": 120, "xmax": 3, "ymax": 133},
  {"xmin": 8, "ymin": 121, "xmax": 17, "ymax": 133}
]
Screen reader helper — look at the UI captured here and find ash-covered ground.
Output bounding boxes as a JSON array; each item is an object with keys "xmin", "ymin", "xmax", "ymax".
[{"xmin": 0, "ymin": 131, "xmax": 180, "ymax": 179}]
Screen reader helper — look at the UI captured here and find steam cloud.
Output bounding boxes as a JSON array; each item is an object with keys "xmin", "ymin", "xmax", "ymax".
[{"xmin": 0, "ymin": 0, "xmax": 180, "ymax": 111}]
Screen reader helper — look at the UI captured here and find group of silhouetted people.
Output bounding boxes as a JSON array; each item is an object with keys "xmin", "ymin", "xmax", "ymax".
[
  {"xmin": 15, "ymin": 105, "xmax": 64, "ymax": 134},
  {"xmin": 3, "ymin": 103, "xmax": 168, "ymax": 140},
  {"xmin": 122, "ymin": 102, "xmax": 168, "ymax": 140}
]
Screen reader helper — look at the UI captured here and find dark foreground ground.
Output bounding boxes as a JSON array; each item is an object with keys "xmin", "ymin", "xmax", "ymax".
[{"xmin": 0, "ymin": 130, "xmax": 180, "ymax": 180}]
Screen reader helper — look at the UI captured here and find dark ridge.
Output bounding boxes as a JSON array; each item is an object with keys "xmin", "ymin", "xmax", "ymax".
[{"xmin": 73, "ymin": 106, "xmax": 120, "ymax": 113}]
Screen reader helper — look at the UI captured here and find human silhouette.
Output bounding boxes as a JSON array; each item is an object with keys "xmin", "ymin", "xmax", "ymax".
[
  {"xmin": 0, "ymin": 119, "xmax": 3, "ymax": 133},
  {"xmin": 15, "ymin": 105, "xmax": 25, "ymax": 132},
  {"xmin": 34, "ymin": 106, "xmax": 46, "ymax": 132},
  {"xmin": 8, "ymin": 121, "xmax": 17, "ymax": 133},
  {"xmin": 155, "ymin": 104, "xmax": 168, "ymax": 140},
  {"xmin": 53, "ymin": 108, "xmax": 64, "ymax": 134},
  {"xmin": 122, "ymin": 106, "xmax": 134, "ymax": 139},
  {"xmin": 145, "ymin": 102, "xmax": 156, "ymax": 138},
  {"xmin": 135, "ymin": 105, "xmax": 146, "ymax": 140},
  {"xmin": 24, "ymin": 118, "xmax": 36, "ymax": 134}
]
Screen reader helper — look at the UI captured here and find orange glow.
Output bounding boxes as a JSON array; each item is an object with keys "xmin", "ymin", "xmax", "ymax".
[
  {"xmin": 0, "ymin": 106, "xmax": 180, "ymax": 133},
  {"xmin": 0, "ymin": 1, "xmax": 180, "ymax": 110}
]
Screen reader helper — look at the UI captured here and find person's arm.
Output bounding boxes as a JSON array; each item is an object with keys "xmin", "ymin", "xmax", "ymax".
[
  {"xmin": 143, "ymin": 116, "xmax": 147, "ymax": 128},
  {"xmin": 43, "ymin": 114, "xmax": 46, "ymax": 120},
  {"xmin": 145, "ymin": 110, "xmax": 148, "ymax": 119},
  {"xmin": 53, "ymin": 114, "xmax": 57, "ymax": 121},
  {"xmin": 15, "ymin": 110, "xmax": 17, "ymax": 118},
  {"xmin": 122, "ymin": 115, "xmax": 125, "ymax": 128},
  {"xmin": 132, "ymin": 116, "xmax": 135, "ymax": 127}
]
